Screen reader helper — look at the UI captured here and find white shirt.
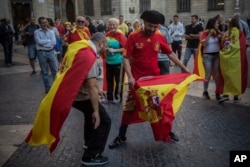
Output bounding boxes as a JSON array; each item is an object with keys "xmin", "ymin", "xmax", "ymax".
[{"xmin": 168, "ymin": 22, "xmax": 184, "ymax": 41}]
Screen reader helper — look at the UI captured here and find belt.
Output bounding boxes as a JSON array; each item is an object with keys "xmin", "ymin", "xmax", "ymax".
[{"xmin": 37, "ymin": 49, "xmax": 54, "ymax": 52}]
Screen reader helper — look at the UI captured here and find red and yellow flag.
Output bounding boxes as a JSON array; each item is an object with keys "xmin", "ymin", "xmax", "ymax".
[
  {"xmin": 122, "ymin": 73, "xmax": 202, "ymax": 141},
  {"xmin": 217, "ymin": 28, "xmax": 248, "ymax": 95},
  {"xmin": 25, "ymin": 40, "xmax": 96, "ymax": 152}
]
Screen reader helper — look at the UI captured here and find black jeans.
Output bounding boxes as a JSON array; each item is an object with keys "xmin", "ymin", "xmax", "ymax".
[
  {"xmin": 171, "ymin": 40, "xmax": 182, "ymax": 60},
  {"xmin": 72, "ymin": 100, "xmax": 111, "ymax": 158},
  {"xmin": 106, "ymin": 63, "xmax": 123, "ymax": 100}
]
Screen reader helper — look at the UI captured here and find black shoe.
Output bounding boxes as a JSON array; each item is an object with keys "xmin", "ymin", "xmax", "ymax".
[
  {"xmin": 203, "ymin": 91, "xmax": 210, "ymax": 100},
  {"xmin": 45, "ymin": 89, "xmax": 50, "ymax": 93},
  {"xmin": 218, "ymin": 95, "xmax": 229, "ymax": 103},
  {"xmin": 234, "ymin": 96, "xmax": 241, "ymax": 103},
  {"xmin": 30, "ymin": 71, "xmax": 37, "ymax": 76},
  {"xmin": 81, "ymin": 155, "xmax": 109, "ymax": 166},
  {"xmin": 108, "ymin": 136, "xmax": 126, "ymax": 149},
  {"xmin": 169, "ymin": 132, "xmax": 179, "ymax": 142}
]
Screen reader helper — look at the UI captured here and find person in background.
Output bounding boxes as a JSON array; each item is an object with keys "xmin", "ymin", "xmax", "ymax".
[
  {"xmin": 118, "ymin": 15, "xmax": 128, "ymax": 36},
  {"xmin": 199, "ymin": 18, "xmax": 225, "ymax": 102},
  {"xmin": 22, "ymin": 17, "xmax": 40, "ymax": 75},
  {"xmin": 132, "ymin": 19, "xmax": 141, "ymax": 31},
  {"xmin": 66, "ymin": 16, "xmax": 91, "ymax": 44},
  {"xmin": 0, "ymin": 18, "xmax": 14, "ymax": 67},
  {"xmin": 218, "ymin": 18, "xmax": 248, "ymax": 103},
  {"xmin": 85, "ymin": 16, "xmax": 97, "ymax": 36},
  {"xmin": 103, "ymin": 18, "xmax": 127, "ymax": 104},
  {"xmin": 169, "ymin": 15, "xmax": 184, "ymax": 62},
  {"xmin": 158, "ymin": 13, "xmax": 173, "ymax": 75},
  {"xmin": 183, "ymin": 15, "xmax": 204, "ymax": 67},
  {"xmin": 34, "ymin": 16, "xmax": 57, "ymax": 93},
  {"xmin": 96, "ymin": 20, "xmax": 106, "ymax": 34}
]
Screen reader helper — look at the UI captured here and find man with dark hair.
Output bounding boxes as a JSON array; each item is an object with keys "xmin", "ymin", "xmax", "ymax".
[
  {"xmin": 22, "ymin": 17, "xmax": 40, "ymax": 75},
  {"xmin": 109, "ymin": 10, "xmax": 189, "ymax": 149},
  {"xmin": 34, "ymin": 16, "xmax": 57, "ymax": 93},
  {"xmin": 183, "ymin": 14, "xmax": 203, "ymax": 67},
  {"xmin": 0, "ymin": 18, "xmax": 14, "ymax": 67}
]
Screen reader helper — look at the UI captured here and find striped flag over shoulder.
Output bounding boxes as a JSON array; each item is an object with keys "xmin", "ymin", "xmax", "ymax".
[{"xmin": 25, "ymin": 40, "xmax": 96, "ymax": 152}]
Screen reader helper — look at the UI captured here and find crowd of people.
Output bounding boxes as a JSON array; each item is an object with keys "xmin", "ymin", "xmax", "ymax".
[{"xmin": 1, "ymin": 10, "xmax": 250, "ymax": 166}]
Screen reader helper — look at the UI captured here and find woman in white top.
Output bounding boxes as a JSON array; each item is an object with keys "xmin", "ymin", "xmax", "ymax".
[{"xmin": 200, "ymin": 18, "xmax": 224, "ymax": 102}]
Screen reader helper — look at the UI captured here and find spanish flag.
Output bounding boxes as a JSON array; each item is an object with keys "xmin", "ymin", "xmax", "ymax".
[
  {"xmin": 193, "ymin": 31, "xmax": 209, "ymax": 78},
  {"xmin": 25, "ymin": 40, "xmax": 96, "ymax": 152},
  {"xmin": 122, "ymin": 73, "xmax": 202, "ymax": 141},
  {"xmin": 217, "ymin": 27, "xmax": 248, "ymax": 95}
]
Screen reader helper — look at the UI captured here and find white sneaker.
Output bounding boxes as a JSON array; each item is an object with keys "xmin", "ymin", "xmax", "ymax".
[{"xmin": 101, "ymin": 99, "xmax": 111, "ymax": 104}]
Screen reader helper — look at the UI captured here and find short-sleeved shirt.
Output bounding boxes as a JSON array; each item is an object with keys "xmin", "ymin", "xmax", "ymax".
[
  {"xmin": 124, "ymin": 29, "xmax": 172, "ymax": 80},
  {"xmin": 75, "ymin": 60, "xmax": 99, "ymax": 101},
  {"xmin": 106, "ymin": 36, "xmax": 123, "ymax": 65},
  {"xmin": 25, "ymin": 24, "xmax": 39, "ymax": 45},
  {"xmin": 185, "ymin": 24, "xmax": 203, "ymax": 48}
]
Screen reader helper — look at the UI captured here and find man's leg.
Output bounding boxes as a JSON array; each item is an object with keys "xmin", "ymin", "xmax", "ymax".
[
  {"xmin": 73, "ymin": 100, "xmax": 111, "ymax": 165},
  {"xmin": 109, "ymin": 125, "xmax": 128, "ymax": 149},
  {"xmin": 183, "ymin": 47, "xmax": 192, "ymax": 67},
  {"xmin": 177, "ymin": 41, "xmax": 182, "ymax": 60}
]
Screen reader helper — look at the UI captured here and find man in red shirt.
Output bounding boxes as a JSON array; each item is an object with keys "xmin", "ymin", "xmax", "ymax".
[
  {"xmin": 109, "ymin": 10, "xmax": 189, "ymax": 149},
  {"xmin": 66, "ymin": 16, "xmax": 91, "ymax": 44}
]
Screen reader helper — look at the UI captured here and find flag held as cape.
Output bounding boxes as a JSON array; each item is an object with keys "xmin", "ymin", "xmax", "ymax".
[{"xmin": 25, "ymin": 40, "xmax": 96, "ymax": 152}]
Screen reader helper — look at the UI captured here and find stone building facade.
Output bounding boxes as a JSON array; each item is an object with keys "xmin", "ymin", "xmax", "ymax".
[{"xmin": 1, "ymin": 0, "xmax": 249, "ymax": 26}]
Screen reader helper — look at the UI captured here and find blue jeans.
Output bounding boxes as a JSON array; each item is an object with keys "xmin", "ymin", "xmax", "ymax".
[
  {"xmin": 183, "ymin": 47, "xmax": 197, "ymax": 67},
  {"xmin": 27, "ymin": 44, "xmax": 37, "ymax": 59},
  {"xmin": 158, "ymin": 60, "xmax": 170, "ymax": 74},
  {"xmin": 203, "ymin": 53, "xmax": 219, "ymax": 92},
  {"xmin": 37, "ymin": 50, "xmax": 58, "ymax": 90}
]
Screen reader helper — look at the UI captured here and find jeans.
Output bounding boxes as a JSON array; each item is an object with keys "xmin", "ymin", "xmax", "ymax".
[
  {"xmin": 73, "ymin": 100, "xmax": 111, "ymax": 158},
  {"xmin": 37, "ymin": 50, "xmax": 58, "ymax": 90},
  {"xmin": 1, "ymin": 38, "xmax": 13, "ymax": 64},
  {"xmin": 203, "ymin": 53, "xmax": 219, "ymax": 92},
  {"xmin": 158, "ymin": 60, "xmax": 170, "ymax": 75},
  {"xmin": 27, "ymin": 44, "xmax": 37, "ymax": 59},
  {"xmin": 183, "ymin": 47, "xmax": 197, "ymax": 67},
  {"xmin": 171, "ymin": 41, "xmax": 182, "ymax": 60}
]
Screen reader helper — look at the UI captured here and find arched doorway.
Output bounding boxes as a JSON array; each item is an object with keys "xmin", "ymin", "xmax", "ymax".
[
  {"xmin": 66, "ymin": 0, "xmax": 75, "ymax": 23},
  {"xmin": 54, "ymin": 0, "xmax": 60, "ymax": 19}
]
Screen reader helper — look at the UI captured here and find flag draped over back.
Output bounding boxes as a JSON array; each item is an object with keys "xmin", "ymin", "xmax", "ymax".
[
  {"xmin": 25, "ymin": 40, "xmax": 96, "ymax": 152},
  {"xmin": 121, "ymin": 73, "xmax": 202, "ymax": 141},
  {"xmin": 217, "ymin": 27, "xmax": 248, "ymax": 95}
]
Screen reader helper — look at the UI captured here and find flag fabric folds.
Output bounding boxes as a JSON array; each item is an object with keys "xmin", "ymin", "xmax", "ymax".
[
  {"xmin": 25, "ymin": 40, "xmax": 96, "ymax": 152},
  {"xmin": 217, "ymin": 27, "xmax": 248, "ymax": 95},
  {"xmin": 121, "ymin": 73, "xmax": 202, "ymax": 141}
]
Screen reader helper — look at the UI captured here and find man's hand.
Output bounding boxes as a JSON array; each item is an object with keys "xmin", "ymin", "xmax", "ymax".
[
  {"xmin": 128, "ymin": 77, "xmax": 135, "ymax": 86},
  {"xmin": 107, "ymin": 48, "xmax": 116, "ymax": 53},
  {"xmin": 92, "ymin": 111, "xmax": 100, "ymax": 129}
]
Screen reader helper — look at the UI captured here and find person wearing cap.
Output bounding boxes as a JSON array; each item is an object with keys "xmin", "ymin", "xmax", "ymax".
[{"xmin": 109, "ymin": 10, "xmax": 189, "ymax": 149}]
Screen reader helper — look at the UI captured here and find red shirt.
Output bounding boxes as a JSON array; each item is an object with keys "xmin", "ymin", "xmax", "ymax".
[
  {"xmin": 124, "ymin": 29, "xmax": 172, "ymax": 80},
  {"xmin": 67, "ymin": 27, "xmax": 91, "ymax": 44},
  {"xmin": 55, "ymin": 24, "xmax": 65, "ymax": 37}
]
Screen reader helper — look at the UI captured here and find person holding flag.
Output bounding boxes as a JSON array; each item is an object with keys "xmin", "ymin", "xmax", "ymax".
[
  {"xmin": 25, "ymin": 33, "xmax": 111, "ymax": 166},
  {"xmin": 102, "ymin": 18, "xmax": 127, "ymax": 104},
  {"xmin": 109, "ymin": 10, "xmax": 191, "ymax": 149}
]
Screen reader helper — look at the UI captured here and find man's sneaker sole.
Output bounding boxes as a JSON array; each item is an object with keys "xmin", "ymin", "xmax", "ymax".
[{"xmin": 81, "ymin": 156, "xmax": 109, "ymax": 166}]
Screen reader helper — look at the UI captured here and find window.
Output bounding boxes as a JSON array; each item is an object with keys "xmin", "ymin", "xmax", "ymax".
[
  {"xmin": 100, "ymin": 0, "xmax": 112, "ymax": 15},
  {"xmin": 208, "ymin": 0, "xmax": 224, "ymax": 11},
  {"xmin": 139, "ymin": 0, "xmax": 151, "ymax": 13},
  {"xmin": 177, "ymin": 0, "xmax": 190, "ymax": 13},
  {"xmin": 84, "ymin": 0, "xmax": 94, "ymax": 16}
]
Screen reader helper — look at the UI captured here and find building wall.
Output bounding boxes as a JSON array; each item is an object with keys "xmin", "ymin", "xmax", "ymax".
[{"xmin": 0, "ymin": 0, "xmax": 249, "ymax": 27}]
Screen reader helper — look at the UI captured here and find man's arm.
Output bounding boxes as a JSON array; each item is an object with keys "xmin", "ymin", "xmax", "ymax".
[
  {"xmin": 86, "ymin": 77, "xmax": 100, "ymax": 129},
  {"xmin": 123, "ymin": 57, "xmax": 135, "ymax": 85}
]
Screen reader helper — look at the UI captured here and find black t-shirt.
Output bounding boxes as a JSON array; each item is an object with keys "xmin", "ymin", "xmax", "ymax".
[{"xmin": 185, "ymin": 24, "xmax": 203, "ymax": 48}]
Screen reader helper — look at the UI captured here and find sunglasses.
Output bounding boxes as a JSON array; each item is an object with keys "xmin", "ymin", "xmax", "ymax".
[{"xmin": 77, "ymin": 20, "xmax": 85, "ymax": 23}]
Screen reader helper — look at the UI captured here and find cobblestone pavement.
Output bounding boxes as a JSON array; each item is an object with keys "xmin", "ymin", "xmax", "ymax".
[{"xmin": 1, "ymin": 45, "xmax": 250, "ymax": 167}]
